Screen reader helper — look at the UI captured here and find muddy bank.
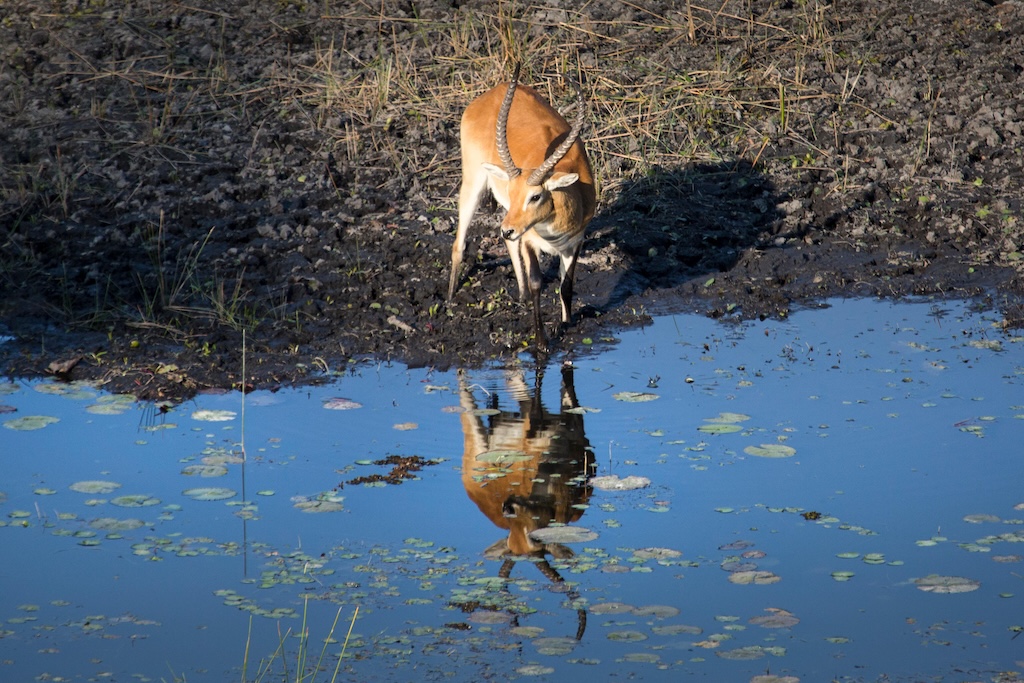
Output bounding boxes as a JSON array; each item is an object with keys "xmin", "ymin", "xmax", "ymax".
[{"xmin": 1, "ymin": 0, "xmax": 1023, "ymax": 399}]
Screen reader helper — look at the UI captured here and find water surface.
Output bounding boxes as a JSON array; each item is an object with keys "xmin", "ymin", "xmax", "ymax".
[{"xmin": 2, "ymin": 298, "xmax": 1022, "ymax": 682}]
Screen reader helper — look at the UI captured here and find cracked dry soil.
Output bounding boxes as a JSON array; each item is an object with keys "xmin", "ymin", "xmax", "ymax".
[{"xmin": 1, "ymin": 0, "xmax": 1023, "ymax": 399}]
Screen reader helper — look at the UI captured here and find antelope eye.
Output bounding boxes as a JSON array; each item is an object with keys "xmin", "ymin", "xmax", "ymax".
[{"xmin": 528, "ymin": 193, "xmax": 542, "ymax": 203}]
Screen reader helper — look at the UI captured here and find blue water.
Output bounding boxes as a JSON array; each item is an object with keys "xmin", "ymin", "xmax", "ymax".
[{"xmin": 1, "ymin": 297, "xmax": 1022, "ymax": 682}]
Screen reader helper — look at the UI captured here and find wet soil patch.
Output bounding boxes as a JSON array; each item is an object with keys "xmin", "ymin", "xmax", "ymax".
[{"xmin": 2, "ymin": 0, "xmax": 1023, "ymax": 399}]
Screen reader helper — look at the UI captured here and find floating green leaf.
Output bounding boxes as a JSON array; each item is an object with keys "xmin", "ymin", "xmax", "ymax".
[
  {"xmin": 528, "ymin": 526, "xmax": 598, "ymax": 544},
  {"xmin": 749, "ymin": 608, "xmax": 799, "ymax": 628},
  {"xmin": 181, "ymin": 464, "xmax": 229, "ymax": 478},
  {"xmin": 652, "ymin": 624, "xmax": 702, "ymax": 636},
  {"xmin": 914, "ymin": 575, "xmax": 980, "ymax": 594},
  {"xmin": 622, "ymin": 652, "xmax": 660, "ymax": 663},
  {"xmin": 633, "ymin": 604, "xmax": 680, "ymax": 618},
  {"xmin": 322, "ymin": 397, "xmax": 362, "ymax": 411},
  {"xmin": 632, "ymin": 547, "xmax": 682, "ymax": 560},
  {"xmin": 68, "ymin": 481, "xmax": 121, "ymax": 497},
  {"xmin": 698, "ymin": 423, "xmax": 743, "ymax": 435},
  {"xmin": 183, "ymin": 487, "xmax": 237, "ymax": 501},
  {"xmin": 86, "ymin": 395, "xmax": 137, "ymax": 415},
  {"xmin": 590, "ymin": 602, "xmax": 634, "ymax": 615},
  {"xmin": 728, "ymin": 570, "xmax": 781, "ymax": 585},
  {"xmin": 293, "ymin": 492, "xmax": 344, "ymax": 513},
  {"xmin": 831, "ymin": 571, "xmax": 855, "ymax": 581},
  {"xmin": 744, "ymin": 444, "xmax": 797, "ymax": 458},
  {"xmin": 612, "ymin": 391, "xmax": 659, "ymax": 402},
  {"xmin": 607, "ymin": 630, "xmax": 647, "ymax": 642},
  {"xmin": 590, "ymin": 475, "xmax": 651, "ymax": 491},
  {"xmin": 516, "ymin": 665, "xmax": 555, "ymax": 676},
  {"xmin": 716, "ymin": 645, "xmax": 766, "ymax": 660},
  {"xmin": 191, "ymin": 409, "xmax": 236, "ymax": 422},
  {"xmin": 90, "ymin": 517, "xmax": 145, "ymax": 531},
  {"xmin": 476, "ymin": 450, "xmax": 532, "ymax": 463},
  {"xmin": 111, "ymin": 494, "xmax": 160, "ymax": 508},
  {"xmin": 963, "ymin": 513, "xmax": 1000, "ymax": 524},
  {"xmin": 4, "ymin": 415, "xmax": 59, "ymax": 431},
  {"xmin": 705, "ymin": 412, "xmax": 750, "ymax": 424}
]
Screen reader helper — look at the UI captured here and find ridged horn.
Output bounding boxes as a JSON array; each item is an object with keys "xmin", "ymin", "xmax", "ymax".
[
  {"xmin": 495, "ymin": 63, "xmax": 522, "ymax": 180},
  {"xmin": 526, "ymin": 74, "xmax": 585, "ymax": 186}
]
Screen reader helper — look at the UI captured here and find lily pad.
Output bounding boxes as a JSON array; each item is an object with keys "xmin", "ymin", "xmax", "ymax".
[
  {"xmin": 69, "ymin": 480, "xmax": 122, "ymax": 495},
  {"xmin": 607, "ymin": 630, "xmax": 647, "ymax": 642},
  {"xmin": 590, "ymin": 602, "xmax": 635, "ymax": 615},
  {"xmin": 590, "ymin": 475, "xmax": 651, "ymax": 491},
  {"xmin": 183, "ymin": 487, "xmax": 237, "ymax": 501},
  {"xmin": 632, "ymin": 547, "xmax": 682, "ymax": 560},
  {"xmin": 4, "ymin": 415, "xmax": 59, "ymax": 431},
  {"xmin": 323, "ymin": 397, "xmax": 362, "ymax": 410},
  {"xmin": 717, "ymin": 645, "xmax": 766, "ymax": 660},
  {"xmin": 181, "ymin": 464, "xmax": 229, "ymax": 478},
  {"xmin": 191, "ymin": 409, "xmax": 236, "ymax": 422},
  {"xmin": 516, "ymin": 665, "xmax": 555, "ymax": 676},
  {"xmin": 86, "ymin": 395, "xmax": 137, "ymax": 415},
  {"xmin": 744, "ymin": 444, "xmax": 797, "ymax": 458},
  {"xmin": 963, "ymin": 513, "xmax": 1000, "ymax": 524},
  {"xmin": 652, "ymin": 624, "xmax": 703, "ymax": 636},
  {"xmin": 705, "ymin": 412, "xmax": 751, "ymax": 423},
  {"xmin": 476, "ymin": 450, "xmax": 532, "ymax": 463},
  {"xmin": 698, "ymin": 423, "xmax": 743, "ymax": 434},
  {"xmin": 728, "ymin": 570, "xmax": 781, "ymax": 585},
  {"xmin": 528, "ymin": 526, "xmax": 598, "ymax": 544},
  {"xmin": 612, "ymin": 391, "xmax": 659, "ymax": 402},
  {"xmin": 633, "ymin": 604, "xmax": 681, "ymax": 618},
  {"xmin": 914, "ymin": 575, "xmax": 980, "ymax": 594},
  {"xmin": 293, "ymin": 493, "xmax": 344, "ymax": 513},
  {"xmin": 468, "ymin": 611, "xmax": 512, "ymax": 624},
  {"xmin": 111, "ymin": 495, "xmax": 160, "ymax": 508},
  {"xmin": 749, "ymin": 608, "xmax": 799, "ymax": 628},
  {"xmin": 90, "ymin": 517, "xmax": 146, "ymax": 531}
]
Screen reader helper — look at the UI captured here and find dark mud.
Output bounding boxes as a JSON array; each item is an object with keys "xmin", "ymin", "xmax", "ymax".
[{"xmin": 2, "ymin": 0, "xmax": 1023, "ymax": 399}]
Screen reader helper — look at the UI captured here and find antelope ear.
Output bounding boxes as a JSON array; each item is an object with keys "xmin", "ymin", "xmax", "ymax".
[
  {"xmin": 544, "ymin": 172, "xmax": 579, "ymax": 190},
  {"xmin": 482, "ymin": 163, "xmax": 510, "ymax": 181}
]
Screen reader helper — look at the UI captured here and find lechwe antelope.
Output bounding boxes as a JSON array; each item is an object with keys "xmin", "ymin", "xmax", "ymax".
[{"xmin": 448, "ymin": 63, "xmax": 597, "ymax": 348}]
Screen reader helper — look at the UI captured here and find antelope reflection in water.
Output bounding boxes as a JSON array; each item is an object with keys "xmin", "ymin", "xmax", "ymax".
[
  {"xmin": 459, "ymin": 363, "xmax": 594, "ymax": 556},
  {"xmin": 458, "ymin": 363, "xmax": 594, "ymax": 637}
]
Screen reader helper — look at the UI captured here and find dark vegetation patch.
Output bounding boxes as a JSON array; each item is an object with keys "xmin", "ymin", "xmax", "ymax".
[{"xmin": 2, "ymin": 0, "xmax": 1023, "ymax": 399}]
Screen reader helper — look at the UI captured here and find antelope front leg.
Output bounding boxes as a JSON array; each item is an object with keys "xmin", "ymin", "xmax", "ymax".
[
  {"xmin": 524, "ymin": 246, "xmax": 547, "ymax": 350},
  {"xmin": 557, "ymin": 244, "xmax": 582, "ymax": 330},
  {"xmin": 449, "ymin": 173, "xmax": 489, "ymax": 300},
  {"xmin": 503, "ymin": 234, "xmax": 529, "ymax": 303}
]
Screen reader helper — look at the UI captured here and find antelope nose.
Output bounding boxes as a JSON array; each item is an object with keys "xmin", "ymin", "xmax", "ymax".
[{"xmin": 502, "ymin": 228, "xmax": 515, "ymax": 240}]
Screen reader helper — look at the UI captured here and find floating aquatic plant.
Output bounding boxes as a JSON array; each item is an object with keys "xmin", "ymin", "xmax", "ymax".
[
  {"xmin": 3, "ymin": 415, "xmax": 59, "ymax": 431},
  {"xmin": 590, "ymin": 475, "xmax": 651, "ymax": 491},
  {"xmin": 182, "ymin": 487, "xmax": 237, "ymax": 501}
]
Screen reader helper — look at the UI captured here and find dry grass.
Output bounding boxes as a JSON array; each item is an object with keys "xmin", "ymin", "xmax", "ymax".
[
  {"xmin": 251, "ymin": 1, "xmax": 851, "ymax": 205},
  {"xmin": 1, "ymin": 0, "xmax": 857, "ymax": 221}
]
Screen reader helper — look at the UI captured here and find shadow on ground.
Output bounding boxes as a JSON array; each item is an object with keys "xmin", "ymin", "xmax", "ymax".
[{"xmin": 580, "ymin": 159, "xmax": 783, "ymax": 318}]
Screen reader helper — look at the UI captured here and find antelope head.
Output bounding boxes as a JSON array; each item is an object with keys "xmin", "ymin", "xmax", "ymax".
[{"xmin": 483, "ymin": 63, "xmax": 588, "ymax": 245}]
